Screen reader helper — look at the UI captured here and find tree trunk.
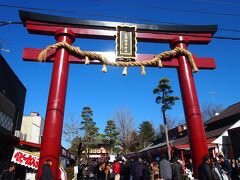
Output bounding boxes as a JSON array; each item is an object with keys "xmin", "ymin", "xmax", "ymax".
[{"xmin": 163, "ymin": 111, "xmax": 171, "ymax": 161}]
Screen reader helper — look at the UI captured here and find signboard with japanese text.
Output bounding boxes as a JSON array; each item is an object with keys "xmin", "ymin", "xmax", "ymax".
[
  {"xmin": 11, "ymin": 149, "xmax": 39, "ymax": 170},
  {"xmin": 116, "ymin": 26, "xmax": 137, "ymax": 61}
]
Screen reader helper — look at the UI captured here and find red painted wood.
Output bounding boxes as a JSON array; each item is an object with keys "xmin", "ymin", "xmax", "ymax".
[
  {"xmin": 19, "ymin": 140, "xmax": 41, "ymax": 149},
  {"xmin": 22, "ymin": 48, "xmax": 216, "ymax": 69},
  {"xmin": 25, "ymin": 21, "xmax": 213, "ymax": 44},
  {"xmin": 173, "ymin": 37, "xmax": 209, "ymax": 178},
  {"xmin": 36, "ymin": 29, "xmax": 75, "ymax": 180}
]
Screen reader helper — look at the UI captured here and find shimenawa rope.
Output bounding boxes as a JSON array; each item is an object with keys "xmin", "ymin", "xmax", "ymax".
[{"xmin": 38, "ymin": 41, "xmax": 199, "ymax": 75}]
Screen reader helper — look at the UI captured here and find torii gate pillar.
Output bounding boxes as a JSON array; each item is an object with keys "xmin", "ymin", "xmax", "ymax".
[
  {"xmin": 37, "ymin": 29, "xmax": 75, "ymax": 179},
  {"xmin": 173, "ymin": 37, "xmax": 209, "ymax": 177}
]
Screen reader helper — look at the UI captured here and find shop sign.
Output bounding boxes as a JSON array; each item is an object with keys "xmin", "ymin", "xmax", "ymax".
[{"xmin": 11, "ymin": 149, "xmax": 39, "ymax": 170}]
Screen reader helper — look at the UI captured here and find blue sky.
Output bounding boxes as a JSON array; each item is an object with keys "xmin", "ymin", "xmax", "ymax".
[{"xmin": 1, "ymin": 0, "xmax": 240, "ymax": 146}]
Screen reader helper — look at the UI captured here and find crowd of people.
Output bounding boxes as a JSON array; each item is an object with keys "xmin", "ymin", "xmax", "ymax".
[
  {"xmin": 198, "ymin": 154, "xmax": 240, "ymax": 180},
  {"xmin": 76, "ymin": 154, "xmax": 240, "ymax": 180},
  {"xmin": 77, "ymin": 154, "xmax": 183, "ymax": 180},
  {"xmin": 1, "ymin": 154, "xmax": 240, "ymax": 179}
]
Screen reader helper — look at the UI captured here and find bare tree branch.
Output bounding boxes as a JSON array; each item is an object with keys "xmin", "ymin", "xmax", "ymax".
[
  {"xmin": 113, "ymin": 108, "xmax": 136, "ymax": 153},
  {"xmin": 63, "ymin": 113, "xmax": 83, "ymax": 144},
  {"xmin": 201, "ymin": 103, "xmax": 224, "ymax": 121}
]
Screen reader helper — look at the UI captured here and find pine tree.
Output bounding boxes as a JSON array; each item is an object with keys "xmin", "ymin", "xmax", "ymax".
[
  {"xmin": 139, "ymin": 121, "xmax": 154, "ymax": 148},
  {"xmin": 153, "ymin": 78, "xmax": 179, "ymax": 160},
  {"xmin": 128, "ymin": 130, "xmax": 140, "ymax": 152},
  {"xmin": 104, "ymin": 120, "xmax": 119, "ymax": 153},
  {"xmin": 80, "ymin": 106, "xmax": 99, "ymax": 164}
]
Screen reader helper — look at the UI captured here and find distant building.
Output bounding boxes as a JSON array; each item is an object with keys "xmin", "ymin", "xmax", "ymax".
[
  {"xmin": 11, "ymin": 112, "xmax": 75, "ymax": 179},
  {"xmin": 80, "ymin": 135, "xmax": 109, "ymax": 162},
  {"xmin": 127, "ymin": 102, "xmax": 240, "ymax": 160},
  {"xmin": 21, "ymin": 112, "xmax": 44, "ymax": 144},
  {"xmin": 0, "ymin": 54, "xmax": 26, "ymax": 174}
]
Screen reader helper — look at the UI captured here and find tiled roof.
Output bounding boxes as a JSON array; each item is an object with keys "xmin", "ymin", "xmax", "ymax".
[
  {"xmin": 205, "ymin": 102, "xmax": 240, "ymax": 125},
  {"xmin": 171, "ymin": 125, "xmax": 232, "ymax": 146}
]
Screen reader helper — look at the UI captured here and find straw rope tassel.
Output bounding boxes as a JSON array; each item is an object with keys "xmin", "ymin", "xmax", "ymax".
[
  {"xmin": 141, "ymin": 65, "xmax": 146, "ymax": 75},
  {"xmin": 122, "ymin": 67, "xmax": 128, "ymax": 76},
  {"xmin": 156, "ymin": 57, "xmax": 162, "ymax": 67},
  {"xmin": 102, "ymin": 64, "xmax": 107, "ymax": 73},
  {"xmin": 85, "ymin": 56, "xmax": 90, "ymax": 64}
]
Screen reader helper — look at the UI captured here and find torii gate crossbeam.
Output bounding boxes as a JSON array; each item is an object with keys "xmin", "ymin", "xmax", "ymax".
[{"xmin": 19, "ymin": 10, "xmax": 217, "ymax": 179}]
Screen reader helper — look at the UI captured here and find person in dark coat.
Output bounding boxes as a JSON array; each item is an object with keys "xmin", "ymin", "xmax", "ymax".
[
  {"xmin": 185, "ymin": 158, "xmax": 193, "ymax": 172},
  {"xmin": 40, "ymin": 159, "xmax": 53, "ymax": 180},
  {"xmin": 159, "ymin": 154, "xmax": 172, "ymax": 180},
  {"xmin": 198, "ymin": 155, "xmax": 213, "ymax": 180},
  {"xmin": 218, "ymin": 155, "xmax": 232, "ymax": 179},
  {"xmin": 1, "ymin": 162, "xmax": 17, "ymax": 180},
  {"xmin": 230, "ymin": 159, "xmax": 239, "ymax": 180},
  {"xmin": 129, "ymin": 159, "xmax": 136, "ymax": 180},
  {"xmin": 172, "ymin": 157, "xmax": 184, "ymax": 180},
  {"xmin": 135, "ymin": 158, "xmax": 146, "ymax": 180},
  {"xmin": 121, "ymin": 161, "xmax": 131, "ymax": 180}
]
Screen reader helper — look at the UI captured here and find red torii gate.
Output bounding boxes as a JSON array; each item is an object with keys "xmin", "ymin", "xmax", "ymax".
[{"xmin": 19, "ymin": 10, "xmax": 217, "ymax": 179}]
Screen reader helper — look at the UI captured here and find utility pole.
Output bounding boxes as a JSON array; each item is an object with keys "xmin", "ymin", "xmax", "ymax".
[{"xmin": 209, "ymin": 91, "xmax": 216, "ymax": 105}]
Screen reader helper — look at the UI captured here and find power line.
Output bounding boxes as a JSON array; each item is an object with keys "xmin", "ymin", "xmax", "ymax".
[
  {"xmin": 1, "ymin": 20, "xmax": 240, "ymax": 41},
  {"xmin": 0, "ymin": 4, "xmax": 194, "ymax": 25},
  {"xmin": 1, "ymin": 2, "xmax": 240, "ymax": 19},
  {"xmin": 83, "ymin": 1, "xmax": 240, "ymax": 18},
  {"xmin": 129, "ymin": 3, "xmax": 240, "ymax": 17},
  {"xmin": 218, "ymin": 27, "xmax": 240, "ymax": 33},
  {"xmin": 1, "ymin": 3, "xmax": 240, "ymax": 34},
  {"xmin": 0, "ymin": 4, "xmax": 75, "ymax": 14},
  {"xmin": 1, "ymin": 3, "xmax": 240, "ymax": 39},
  {"xmin": 193, "ymin": 0, "xmax": 240, "ymax": 7}
]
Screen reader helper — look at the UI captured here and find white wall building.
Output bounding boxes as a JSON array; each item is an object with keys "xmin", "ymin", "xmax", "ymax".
[
  {"xmin": 20, "ymin": 112, "xmax": 44, "ymax": 144},
  {"xmin": 212, "ymin": 119, "xmax": 240, "ymax": 158},
  {"xmin": 19, "ymin": 112, "xmax": 74, "ymax": 169}
]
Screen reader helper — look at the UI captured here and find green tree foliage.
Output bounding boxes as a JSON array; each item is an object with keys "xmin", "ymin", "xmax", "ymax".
[
  {"xmin": 153, "ymin": 78, "xmax": 179, "ymax": 120},
  {"xmin": 139, "ymin": 121, "xmax": 155, "ymax": 148},
  {"xmin": 128, "ymin": 130, "xmax": 140, "ymax": 152},
  {"xmin": 81, "ymin": 106, "xmax": 99, "ymax": 140},
  {"xmin": 104, "ymin": 120, "xmax": 120, "ymax": 153},
  {"xmin": 153, "ymin": 78, "xmax": 179, "ymax": 160},
  {"xmin": 80, "ymin": 106, "xmax": 99, "ymax": 163}
]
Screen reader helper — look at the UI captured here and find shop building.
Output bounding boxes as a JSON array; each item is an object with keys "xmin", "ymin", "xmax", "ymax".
[
  {"xmin": 12, "ymin": 112, "xmax": 74, "ymax": 179},
  {"xmin": 0, "ymin": 54, "xmax": 26, "ymax": 174}
]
